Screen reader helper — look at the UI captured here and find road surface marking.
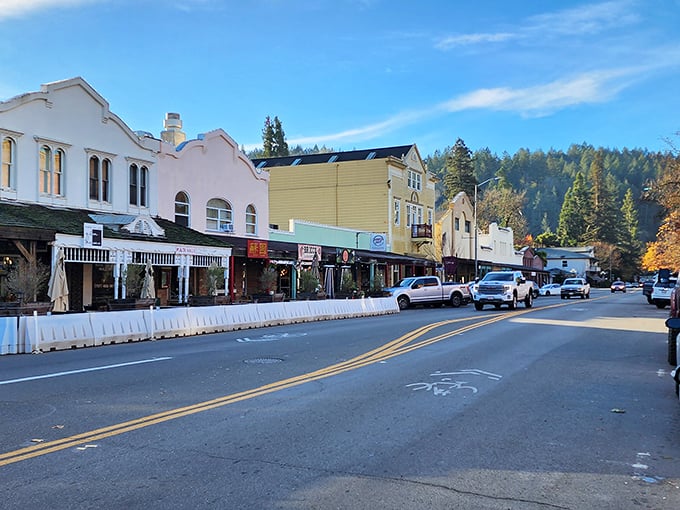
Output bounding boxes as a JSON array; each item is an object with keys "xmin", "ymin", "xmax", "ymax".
[{"xmin": 0, "ymin": 357, "xmax": 173, "ymax": 386}]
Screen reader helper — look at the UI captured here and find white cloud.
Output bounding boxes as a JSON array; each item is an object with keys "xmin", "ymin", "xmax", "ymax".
[
  {"xmin": 435, "ymin": 32, "xmax": 516, "ymax": 50},
  {"xmin": 435, "ymin": 1, "xmax": 640, "ymax": 50},
  {"xmin": 441, "ymin": 69, "xmax": 634, "ymax": 117},
  {"xmin": 287, "ymin": 67, "xmax": 646, "ymax": 148},
  {"xmin": 0, "ymin": 0, "xmax": 100, "ymax": 20},
  {"xmin": 526, "ymin": 0, "xmax": 639, "ymax": 36},
  {"xmin": 288, "ymin": 110, "xmax": 432, "ymax": 146}
]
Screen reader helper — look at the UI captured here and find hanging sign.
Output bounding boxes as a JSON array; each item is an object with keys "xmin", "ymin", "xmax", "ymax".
[
  {"xmin": 370, "ymin": 233, "xmax": 386, "ymax": 252},
  {"xmin": 298, "ymin": 244, "xmax": 321, "ymax": 261},
  {"xmin": 83, "ymin": 223, "xmax": 103, "ymax": 248},
  {"xmin": 247, "ymin": 240, "xmax": 269, "ymax": 258},
  {"xmin": 336, "ymin": 248, "xmax": 354, "ymax": 264}
]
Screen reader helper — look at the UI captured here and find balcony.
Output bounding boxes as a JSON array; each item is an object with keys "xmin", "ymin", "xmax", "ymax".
[{"xmin": 411, "ymin": 224, "xmax": 432, "ymax": 240}]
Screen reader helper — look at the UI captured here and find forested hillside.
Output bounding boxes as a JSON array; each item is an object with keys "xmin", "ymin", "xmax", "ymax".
[
  {"xmin": 248, "ymin": 116, "xmax": 669, "ymax": 247},
  {"xmin": 425, "ymin": 143, "xmax": 667, "ymax": 242}
]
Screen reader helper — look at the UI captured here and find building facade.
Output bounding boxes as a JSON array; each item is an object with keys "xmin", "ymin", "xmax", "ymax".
[
  {"xmin": 253, "ymin": 144, "xmax": 437, "ymax": 285},
  {"xmin": 0, "ymin": 78, "xmax": 232, "ymax": 310},
  {"xmin": 149, "ymin": 115, "xmax": 269, "ymax": 301},
  {"xmin": 435, "ymin": 191, "xmax": 548, "ymax": 284}
]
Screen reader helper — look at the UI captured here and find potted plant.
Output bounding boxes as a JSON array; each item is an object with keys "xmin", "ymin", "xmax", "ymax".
[
  {"xmin": 254, "ymin": 265, "xmax": 280, "ymax": 303},
  {"xmin": 369, "ymin": 270, "xmax": 386, "ymax": 297},
  {"xmin": 207, "ymin": 262, "xmax": 226, "ymax": 297},
  {"xmin": 338, "ymin": 270, "xmax": 357, "ymax": 299},
  {"xmin": 298, "ymin": 269, "xmax": 320, "ymax": 300},
  {"xmin": 5, "ymin": 259, "xmax": 51, "ymax": 314}
]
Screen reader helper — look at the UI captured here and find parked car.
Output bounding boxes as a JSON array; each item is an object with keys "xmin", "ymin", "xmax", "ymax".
[
  {"xmin": 528, "ymin": 280, "xmax": 540, "ymax": 298},
  {"xmin": 668, "ymin": 280, "xmax": 680, "ymax": 366},
  {"xmin": 539, "ymin": 283, "xmax": 561, "ymax": 296},
  {"xmin": 642, "ymin": 280, "xmax": 654, "ymax": 303},
  {"xmin": 610, "ymin": 280, "xmax": 626, "ymax": 293},
  {"xmin": 383, "ymin": 276, "xmax": 470, "ymax": 310},
  {"xmin": 667, "ymin": 317, "xmax": 680, "ymax": 397},
  {"xmin": 651, "ymin": 279, "xmax": 677, "ymax": 309}
]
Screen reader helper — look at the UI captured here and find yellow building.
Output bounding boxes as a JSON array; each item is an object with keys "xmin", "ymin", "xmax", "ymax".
[{"xmin": 253, "ymin": 145, "xmax": 437, "ymax": 264}]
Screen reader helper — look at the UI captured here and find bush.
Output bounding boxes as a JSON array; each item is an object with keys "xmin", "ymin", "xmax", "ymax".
[
  {"xmin": 5, "ymin": 259, "xmax": 50, "ymax": 302},
  {"xmin": 299, "ymin": 269, "xmax": 319, "ymax": 293}
]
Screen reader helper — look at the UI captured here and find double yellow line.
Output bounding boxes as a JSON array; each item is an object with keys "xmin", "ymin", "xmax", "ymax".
[{"xmin": 0, "ymin": 311, "xmax": 517, "ymax": 467}]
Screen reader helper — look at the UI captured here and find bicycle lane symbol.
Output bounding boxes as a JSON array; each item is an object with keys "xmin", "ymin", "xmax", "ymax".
[{"xmin": 406, "ymin": 369, "xmax": 503, "ymax": 397}]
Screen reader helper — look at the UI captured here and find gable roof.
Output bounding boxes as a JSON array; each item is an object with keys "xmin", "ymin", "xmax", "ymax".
[
  {"xmin": 541, "ymin": 247, "xmax": 594, "ymax": 260},
  {"xmin": 251, "ymin": 144, "xmax": 414, "ymax": 168}
]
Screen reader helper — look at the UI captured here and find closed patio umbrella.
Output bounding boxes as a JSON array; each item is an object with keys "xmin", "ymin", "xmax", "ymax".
[
  {"xmin": 47, "ymin": 248, "xmax": 69, "ymax": 312},
  {"xmin": 140, "ymin": 260, "xmax": 155, "ymax": 299},
  {"xmin": 324, "ymin": 266, "xmax": 335, "ymax": 299},
  {"xmin": 311, "ymin": 252, "xmax": 320, "ymax": 283}
]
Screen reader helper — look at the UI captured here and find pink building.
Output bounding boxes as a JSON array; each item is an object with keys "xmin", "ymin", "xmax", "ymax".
[{"xmin": 148, "ymin": 114, "xmax": 269, "ymax": 299}]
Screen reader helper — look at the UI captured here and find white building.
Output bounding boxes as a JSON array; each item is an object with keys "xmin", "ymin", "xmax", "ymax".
[{"xmin": 0, "ymin": 78, "xmax": 232, "ymax": 310}]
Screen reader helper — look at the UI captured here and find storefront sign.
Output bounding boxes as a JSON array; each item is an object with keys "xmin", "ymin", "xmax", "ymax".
[
  {"xmin": 247, "ymin": 239, "xmax": 269, "ymax": 258},
  {"xmin": 336, "ymin": 248, "xmax": 354, "ymax": 264},
  {"xmin": 176, "ymin": 246, "xmax": 197, "ymax": 255},
  {"xmin": 298, "ymin": 244, "xmax": 321, "ymax": 261},
  {"xmin": 83, "ymin": 223, "xmax": 103, "ymax": 248},
  {"xmin": 370, "ymin": 233, "xmax": 386, "ymax": 252}
]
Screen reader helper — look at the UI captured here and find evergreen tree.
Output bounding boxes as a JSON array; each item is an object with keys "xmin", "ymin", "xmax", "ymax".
[
  {"xmin": 617, "ymin": 188, "xmax": 642, "ymax": 280},
  {"xmin": 557, "ymin": 172, "xmax": 591, "ymax": 246},
  {"xmin": 443, "ymin": 138, "xmax": 477, "ymax": 202},
  {"xmin": 262, "ymin": 116, "xmax": 274, "ymax": 157},
  {"xmin": 272, "ymin": 116, "xmax": 289, "ymax": 157}
]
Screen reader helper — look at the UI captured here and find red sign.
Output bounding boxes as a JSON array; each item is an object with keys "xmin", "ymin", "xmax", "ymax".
[{"xmin": 247, "ymin": 240, "xmax": 269, "ymax": 258}]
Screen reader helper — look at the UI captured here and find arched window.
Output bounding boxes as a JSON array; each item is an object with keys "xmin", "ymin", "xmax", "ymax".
[
  {"xmin": 1, "ymin": 137, "xmax": 14, "ymax": 189},
  {"xmin": 39, "ymin": 146, "xmax": 52, "ymax": 194},
  {"xmin": 129, "ymin": 164, "xmax": 149, "ymax": 207},
  {"xmin": 102, "ymin": 158, "xmax": 110, "ymax": 202},
  {"xmin": 89, "ymin": 155, "xmax": 99, "ymax": 200},
  {"xmin": 89, "ymin": 155, "xmax": 111, "ymax": 202},
  {"xmin": 175, "ymin": 191, "xmax": 190, "ymax": 227},
  {"xmin": 245, "ymin": 204, "xmax": 257, "ymax": 234},
  {"xmin": 206, "ymin": 198, "xmax": 232, "ymax": 231},
  {"xmin": 54, "ymin": 149, "xmax": 64, "ymax": 195},
  {"xmin": 36, "ymin": 141, "xmax": 65, "ymax": 197}
]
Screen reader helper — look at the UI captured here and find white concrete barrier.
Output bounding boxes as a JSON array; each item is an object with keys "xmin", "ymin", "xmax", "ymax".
[
  {"xmin": 3, "ymin": 297, "xmax": 401, "ymax": 355},
  {"xmin": 147, "ymin": 307, "xmax": 192, "ymax": 339},
  {"xmin": 22, "ymin": 312, "xmax": 95, "ymax": 353},
  {"xmin": 282, "ymin": 301, "xmax": 313, "ymax": 323},
  {"xmin": 187, "ymin": 306, "xmax": 231, "ymax": 335},
  {"xmin": 256, "ymin": 302, "xmax": 289, "ymax": 326},
  {"xmin": 223, "ymin": 304, "xmax": 263, "ymax": 330},
  {"xmin": 91, "ymin": 310, "xmax": 150, "ymax": 346},
  {"xmin": 0, "ymin": 317, "xmax": 18, "ymax": 355}
]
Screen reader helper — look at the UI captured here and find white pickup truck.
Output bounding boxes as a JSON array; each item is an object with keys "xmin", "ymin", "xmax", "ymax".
[
  {"xmin": 472, "ymin": 270, "xmax": 533, "ymax": 310},
  {"xmin": 560, "ymin": 278, "xmax": 591, "ymax": 299},
  {"xmin": 383, "ymin": 276, "xmax": 470, "ymax": 310}
]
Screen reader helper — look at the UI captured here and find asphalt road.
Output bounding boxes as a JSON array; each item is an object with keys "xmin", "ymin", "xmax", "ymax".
[{"xmin": 1, "ymin": 289, "xmax": 679, "ymax": 509}]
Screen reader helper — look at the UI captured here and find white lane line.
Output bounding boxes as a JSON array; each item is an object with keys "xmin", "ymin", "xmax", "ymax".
[{"xmin": 0, "ymin": 357, "xmax": 173, "ymax": 385}]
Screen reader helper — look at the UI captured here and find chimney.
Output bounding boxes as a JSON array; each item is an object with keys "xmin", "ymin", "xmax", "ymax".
[{"xmin": 161, "ymin": 112, "xmax": 187, "ymax": 146}]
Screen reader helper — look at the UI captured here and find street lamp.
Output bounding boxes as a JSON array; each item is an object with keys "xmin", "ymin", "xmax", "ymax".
[{"xmin": 474, "ymin": 177, "xmax": 500, "ymax": 280}]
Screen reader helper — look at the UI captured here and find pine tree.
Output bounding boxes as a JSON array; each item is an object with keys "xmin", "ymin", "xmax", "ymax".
[
  {"xmin": 272, "ymin": 116, "xmax": 289, "ymax": 157},
  {"xmin": 557, "ymin": 172, "xmax": 591, "ymax": 246},
  {"xmin": 443, "ymin": 138, "xmax": 477, "ymax": 202},
  {"xmin": 617, "ymin": 188, "xmax": 642, "ymax": 280},
  {"xmin": 262, "ymin": 116, "xmax": 274, "ymax": 157}
]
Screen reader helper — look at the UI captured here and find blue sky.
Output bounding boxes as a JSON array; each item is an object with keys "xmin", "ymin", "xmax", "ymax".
[{"xmin": 1, "ymin": 0, "xmax": 679, "ymax": 157}]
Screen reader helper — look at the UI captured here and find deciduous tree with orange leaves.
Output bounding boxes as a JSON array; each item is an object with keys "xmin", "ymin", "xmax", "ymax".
[{"xmin": 641, "ymin": 145, "xmax": 680, "ymax": 271}]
